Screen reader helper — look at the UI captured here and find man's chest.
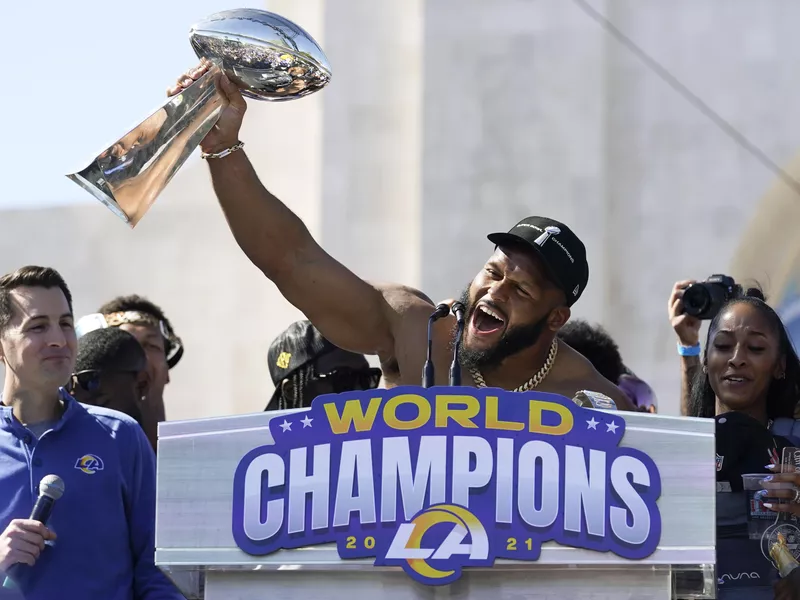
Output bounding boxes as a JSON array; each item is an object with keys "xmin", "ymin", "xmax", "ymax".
[{"xmin": 0, "ymin": 430, "xmax": 124, "ymax": 526}]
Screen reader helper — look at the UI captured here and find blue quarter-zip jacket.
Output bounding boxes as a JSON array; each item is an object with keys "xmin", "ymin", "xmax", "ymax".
[{"xmin": 0, "ymin": 389, "xmax": 183, "ymax": 599}]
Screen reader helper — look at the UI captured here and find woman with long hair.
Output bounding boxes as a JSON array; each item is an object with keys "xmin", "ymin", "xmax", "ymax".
[
  {"xmin": 687, "ymin": 290, "xmax": 800, "ymax": 423},
  {"xmin": 687, "ymin": 290, "xmax": 800, "ymax": 598}
]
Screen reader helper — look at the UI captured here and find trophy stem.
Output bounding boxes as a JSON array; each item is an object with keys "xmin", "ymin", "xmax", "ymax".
[{"xmin": 66, "ymin": 69, "xmax": 224, "ymax": 228}]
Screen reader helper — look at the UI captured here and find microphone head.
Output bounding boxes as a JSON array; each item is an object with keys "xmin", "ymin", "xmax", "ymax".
[
  {"xmin": 39, "ymin": 475, "xmax": 65, "ymax": 500},
  {"xmin": 434, "ymin": 303, "xmax": 451, "ymax": 317},
  {"xmin": 451, "ymin": 302, "xmax": 466, "ymax": 322}
]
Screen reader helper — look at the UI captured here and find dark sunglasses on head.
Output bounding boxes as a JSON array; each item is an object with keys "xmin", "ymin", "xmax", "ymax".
[
  {"xmin": 313, "ymin": 367, "xmax": 382, "ymax": 393},
  {"xmin": 71, "ymin": 370, "xmax": 102, "ymax": 393},
  {"xmin": 70, "ymin": 369, "xmax": 139, "ymax": 393}
]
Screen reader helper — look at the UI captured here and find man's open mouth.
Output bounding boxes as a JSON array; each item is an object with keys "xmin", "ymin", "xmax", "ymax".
[{"xmin": 472, "ymin": 304, "xmax": 506, "ymax": 334}]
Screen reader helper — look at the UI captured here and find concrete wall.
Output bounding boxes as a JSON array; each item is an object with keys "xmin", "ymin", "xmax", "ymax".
[{"xmin": 2, "ymin": 0, "xmax": 800, "ymax": 419}]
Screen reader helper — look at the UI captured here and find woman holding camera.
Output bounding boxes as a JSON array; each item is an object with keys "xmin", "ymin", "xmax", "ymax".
[
  {"xmin": 686, "ymin": 289, "xmax": 799, "ymax": 421},
  {"xmin": 675, "ymin": 287, "xmax": 800, "ymax": 598}
]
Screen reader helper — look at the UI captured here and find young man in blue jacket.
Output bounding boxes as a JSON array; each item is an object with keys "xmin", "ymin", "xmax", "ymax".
[{"xmin": 0, "ymin": 266, "xmax": 182, "ymax": 599}]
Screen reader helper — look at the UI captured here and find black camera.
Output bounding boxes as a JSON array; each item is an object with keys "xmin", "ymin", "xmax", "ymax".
[{"xmin": 682, "ymin": 274, "xmax": 743, "ymax": 321}]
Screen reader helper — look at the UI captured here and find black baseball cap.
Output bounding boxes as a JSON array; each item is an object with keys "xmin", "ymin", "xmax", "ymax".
[
  {"xmin": 266, "ymin": 320, "xmax": 371, "ymax": 410},
  {"xmin": 487, "ymin": 216, "xmax": 589, "ymax": 306},
  {"xmin": 268, "ymin": 320, "xmax": 336, "ymax": 386}
]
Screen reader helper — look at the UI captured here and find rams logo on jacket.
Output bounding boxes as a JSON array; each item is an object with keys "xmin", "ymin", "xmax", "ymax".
[{"xmin": 75, "ymin": 454, "xmax": 104, "ymax": 475}]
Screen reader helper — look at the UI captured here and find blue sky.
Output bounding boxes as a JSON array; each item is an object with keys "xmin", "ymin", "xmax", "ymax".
[{"xmin": 0, "ymin": 0, "xmax": 263, "ymax": 209}]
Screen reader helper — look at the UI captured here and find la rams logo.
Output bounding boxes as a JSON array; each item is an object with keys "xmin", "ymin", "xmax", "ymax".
[
  {"xmin": 380, "ymin": 504, "xmax": 489, "ymax": 585},
  {"xmin": 75, "ymin": 454, "xmax": 104, "ymax": 475}
]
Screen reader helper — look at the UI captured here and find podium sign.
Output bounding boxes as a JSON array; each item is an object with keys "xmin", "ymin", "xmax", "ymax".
[
  {"xmin": 155, "ymin": 387, "xmax": 716, "ymax": 599},
  {"xmin": 231, "ymin": 387, "xmax": 661, "ymax": 584}
]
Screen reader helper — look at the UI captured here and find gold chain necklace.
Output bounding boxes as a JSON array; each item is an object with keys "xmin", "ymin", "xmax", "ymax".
[{"xmin": 469, "ymin": 339, "xmax": 558, "ymax": 392}]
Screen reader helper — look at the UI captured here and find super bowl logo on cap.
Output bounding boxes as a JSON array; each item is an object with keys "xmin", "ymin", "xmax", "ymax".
[
  {"xmin": 534, "ymin": 226, "xmax": 561, "ymax": 247},
  {"xmin": 231, "ymin": 387, "xmax": 663, "ymax": 586}
]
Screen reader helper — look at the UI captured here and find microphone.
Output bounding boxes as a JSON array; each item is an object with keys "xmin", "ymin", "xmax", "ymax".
[
  {"xmin": 2, "ymin": 475, "xmax": 65, "ymax": 589},
  {"xmin": 449, "ymin": 302, "xmax": 467, "ymax": 386},
  {"xmin": 422, "ymin": 303, "xmax": 452, "ymax": 387},
  {"xmin": 30, "ymin": 474, "xmax": 65, "ymax": 524}
]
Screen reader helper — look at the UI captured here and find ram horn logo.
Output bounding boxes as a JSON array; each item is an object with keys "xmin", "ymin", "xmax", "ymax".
[
  {"xmin": 383, "ymin": 504, "xmax": 489, "ymax": 584},
  {"xmin": 75, "ymin": 454, "xmax": 104, "ymax": 475}
]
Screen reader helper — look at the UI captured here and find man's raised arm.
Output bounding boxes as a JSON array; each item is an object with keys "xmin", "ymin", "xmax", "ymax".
[{"xmin": 169, "ymin": 63, "xmax": 398, "ymax": 357}]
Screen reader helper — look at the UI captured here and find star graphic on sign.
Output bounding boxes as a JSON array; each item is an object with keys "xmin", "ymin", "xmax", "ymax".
[
  {"xmin": 586, "ymin": 417, "xmax": 599, "ymax": 430},
  {"xmin": 301, "ymin": 415, "xmax": 313, "ymax": 428},
  {"xmin": 279, "ymin": 419, "xmax": 292, "ymax": 432},
  {"xmin": 606, "ymin": 421, "xmax": 619, "ymax": 434}
]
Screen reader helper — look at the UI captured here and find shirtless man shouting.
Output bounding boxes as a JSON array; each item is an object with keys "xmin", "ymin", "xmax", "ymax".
[{"xmin": 168, "ymin": 63, "xmax": 633, "ymax": 410}]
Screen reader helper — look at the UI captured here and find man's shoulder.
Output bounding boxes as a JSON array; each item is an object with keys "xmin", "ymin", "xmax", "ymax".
[
  {"xmin": 73, "ymin": 403, "xmax": 144, "ymax": 439},
  {"xmin": 553, "ymin": 342, "xmax": 634, "ymax": 410},
  {"xmin": 79, "ymin": 403, "xmax": 138, "ymax": 426},
  {"xmin": 69, "ymin": 406, "xmax": 151, "ymax": 475}
]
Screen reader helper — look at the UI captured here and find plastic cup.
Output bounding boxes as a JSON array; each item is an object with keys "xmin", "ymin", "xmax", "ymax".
[{"xmin": 742, "ymin": 473, "xmax": 788, "ymax": 540}]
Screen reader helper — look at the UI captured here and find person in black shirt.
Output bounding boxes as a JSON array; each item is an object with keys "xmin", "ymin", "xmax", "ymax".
[{"xmin": 688, "ymin": 291, "xmax": 800, "ymax": 598}]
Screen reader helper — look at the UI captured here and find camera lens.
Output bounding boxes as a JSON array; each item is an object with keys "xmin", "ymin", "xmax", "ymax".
[
  {"xmin": 682, "ymin": 284, "xmax": 710, "ymax": 318},
  {"xmin": 683, "ymin": 282, "xmax": 730, "ymax": 320}
]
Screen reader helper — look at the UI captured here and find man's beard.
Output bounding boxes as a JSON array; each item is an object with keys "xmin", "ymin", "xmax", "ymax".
[{"xmin": 455, "ymin": 287, "xmax": 550, "ymax": 372}]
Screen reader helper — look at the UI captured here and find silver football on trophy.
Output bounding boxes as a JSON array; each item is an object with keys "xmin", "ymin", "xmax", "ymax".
[
  {"xmin": 67, "ymin": 9, "xmax": 332, "ymax": 228},
  {"xmin": 190, "ymin": 9, "xmax": 331, "ymax": 101}
]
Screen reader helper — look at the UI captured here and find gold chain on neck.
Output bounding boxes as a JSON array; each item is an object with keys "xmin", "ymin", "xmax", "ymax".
[{"xmin": 469, "ymin": 339, "xmax": 559, "ymax": 392}]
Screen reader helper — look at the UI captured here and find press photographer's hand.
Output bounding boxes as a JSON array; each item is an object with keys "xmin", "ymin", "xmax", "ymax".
[
  {"xmin": 0, "ymin": 519, "xmax": 56, "ymax": 572},
  {"xmin": 167, "ymin": 59, "xmax": 247, "ymax": 154},
  {"xmin": 668, "ymin": 280, "xmax": 701, "ymax": 347}
]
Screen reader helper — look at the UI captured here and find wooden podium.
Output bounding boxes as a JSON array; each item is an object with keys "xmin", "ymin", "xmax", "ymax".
[{"xmin": 154, "ymin": 388, "xmax": 716, "ymax": 599}]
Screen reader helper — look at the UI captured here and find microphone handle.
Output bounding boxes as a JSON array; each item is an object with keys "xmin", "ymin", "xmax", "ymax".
[
  {"xmin": 422, "ymin": 309, "xmax": 445, "ymax": 388},
  {"xmin": 30, "ymin": 495, "xmax": 55, "ymax": 524},
  {"xmin": 422, "ymin": 302, "xmax": 460, "ymax": 387},
  {"xmin": 423, "ymin": 360, "xmax": 435, "ymax": 388},
  {"xmin": 450, "ymin": 319, "xmax": 466, "ymax": 386},
  {"xmin": 2, "ymin": 495, "xmax": 56, "ymax": 589},
  {"xmin": 449, "ymin": 361, "xmax": 461, "ymax": 387}
]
